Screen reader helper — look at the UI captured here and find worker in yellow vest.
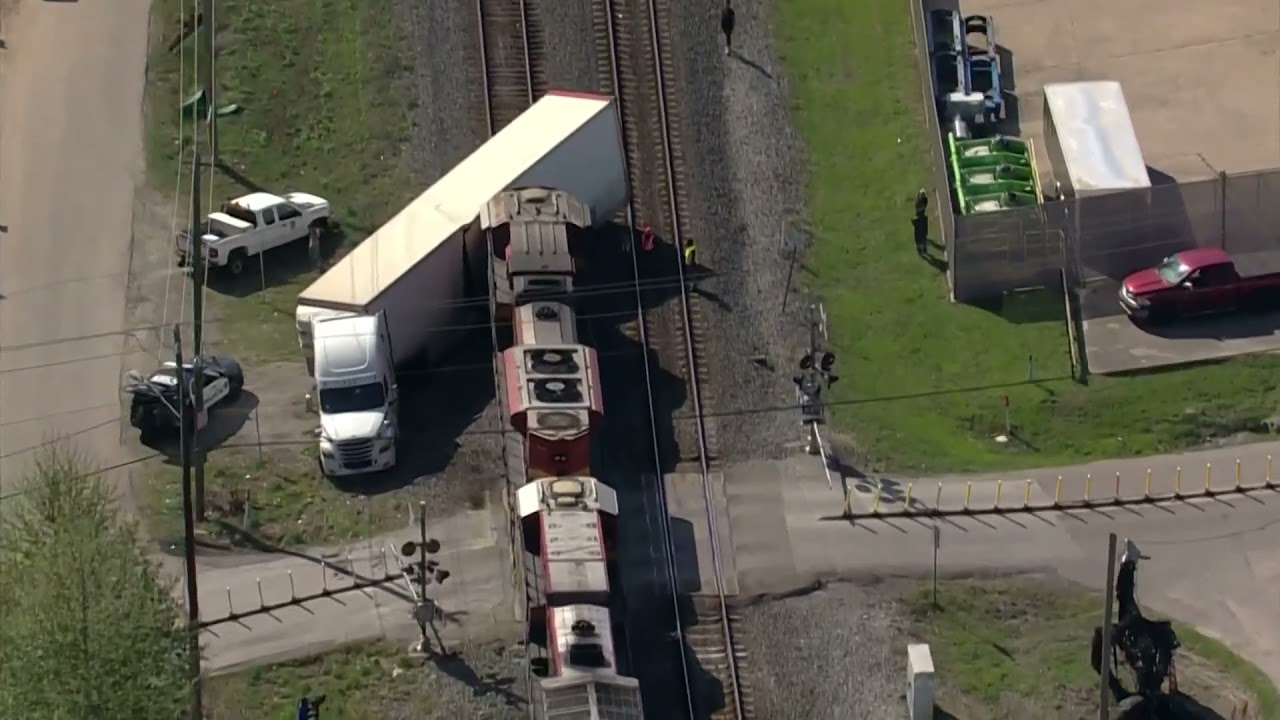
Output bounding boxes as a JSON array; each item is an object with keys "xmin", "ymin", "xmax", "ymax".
[{"xmin": 682, "ymin": 239, "xmax": 697, "ymax": 268}]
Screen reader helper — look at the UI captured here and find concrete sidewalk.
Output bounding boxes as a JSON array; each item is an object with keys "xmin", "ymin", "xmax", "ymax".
[
  {"xmin": 720, "ymin": 456, "xmax": 1280, "ymax": 688},
  {"xmin": 183, "ymin": 507, "xmax": 520, "ymax": 674}
]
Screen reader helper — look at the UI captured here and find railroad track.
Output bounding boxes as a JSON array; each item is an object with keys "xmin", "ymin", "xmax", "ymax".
[
  {"xmin": 474, "ymin": 0, "xmax": 548, "ymax": 701},
  {"xmin": 476, "ymin": 0, "xmax": 546, "ymax": 135},
  {"xmin": 593, "ymin": 0, "xmax": 746, "ymax": 717}
]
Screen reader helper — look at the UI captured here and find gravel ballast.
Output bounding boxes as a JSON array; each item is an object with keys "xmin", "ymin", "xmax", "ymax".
[{"xmin": 738, "ymin": 581, "xmax": 913, "ymax": 720}]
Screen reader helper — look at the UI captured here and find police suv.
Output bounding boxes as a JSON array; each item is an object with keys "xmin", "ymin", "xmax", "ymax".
[{"xmin": 123, "ymin": 355, "xmax": 244, "ymax": 440}]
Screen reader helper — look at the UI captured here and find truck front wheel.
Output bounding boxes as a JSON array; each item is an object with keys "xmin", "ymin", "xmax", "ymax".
[
  {"xmin": 227, "ymin": 249, "xmax": 249, "ymax": 276},
  {"xmin": 1145, "ymin": 305, "xmax": 1177, "ymax": 326}
]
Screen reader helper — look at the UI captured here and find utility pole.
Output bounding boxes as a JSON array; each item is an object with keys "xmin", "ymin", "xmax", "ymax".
[
  {"xmin": 174, "ymin": 325, "xmax": 204, "ymax": 720},
  {"xmin": 190, "ymin": 149, "xmax": 207, "ymax": 519},
  {"xmin": 199, "ymin": 0, "xmax": 218, "ymax": 164},
  {"xmin": 1099, "ymin": 532, "xmax": 1118, "ymax": 720}
]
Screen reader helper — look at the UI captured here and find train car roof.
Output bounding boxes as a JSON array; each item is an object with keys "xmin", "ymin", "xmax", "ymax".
[{"xmin": 298, "ymin": 91, "xmax": 614, "ymax": 310}]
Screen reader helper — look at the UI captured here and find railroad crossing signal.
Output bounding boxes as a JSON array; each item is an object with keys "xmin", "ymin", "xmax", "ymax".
[{"xmin": 400, "ymin": 538, "xmax": 449, "ymax": 593}]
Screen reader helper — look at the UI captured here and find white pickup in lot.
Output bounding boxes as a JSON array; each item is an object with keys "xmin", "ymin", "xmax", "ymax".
[{"xmin": 176, "ymin": 191, "xmax": 332, "ymax": 275}]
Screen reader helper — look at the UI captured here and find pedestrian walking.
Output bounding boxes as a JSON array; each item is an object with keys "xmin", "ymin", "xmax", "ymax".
[
  {"xmin": 720, "ymin": 2, "xmax": 736, "ymax": 56},
  {"xmin": 682, "ymin": 238, "xmax": 697, "ymax": 268},
  {"xmin": 914, "ymin": 188, "xmax": 929, "ymax": 219}
]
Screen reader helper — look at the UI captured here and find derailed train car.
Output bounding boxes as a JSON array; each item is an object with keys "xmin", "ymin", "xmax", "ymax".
[{"xmin": 488, "ymin": 187, "xmax": 644, "ymax": 718}]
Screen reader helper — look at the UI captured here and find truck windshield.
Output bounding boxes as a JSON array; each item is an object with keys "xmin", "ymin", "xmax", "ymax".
[
  {"xmin": 319, "ymin": 383, "xmax": 386, "ymax": 414},
  {"xmin": 1155, "ymin": 256, "xmax": 1191, "ymax": 284}
]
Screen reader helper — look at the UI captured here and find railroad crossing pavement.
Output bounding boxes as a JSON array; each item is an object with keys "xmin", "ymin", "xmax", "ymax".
[
  {"xmin": 714, "ymin": 456, "xmax": 1280, "ymax": 688},
  {"xmin": 190, "ymin": 505, "xmax": 521, "ymax": 674},
  {"xmin": 0, "ymin": 0, "xmax": 152, "ymax": 498}
]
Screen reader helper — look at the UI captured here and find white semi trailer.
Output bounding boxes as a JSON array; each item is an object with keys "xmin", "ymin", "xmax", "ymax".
[{"xmin": 297, "ymin": 90, "xmax": 628, "ymax": 476}]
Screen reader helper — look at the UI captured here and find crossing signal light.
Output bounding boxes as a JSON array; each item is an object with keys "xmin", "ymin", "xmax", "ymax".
[{"xmin": 401, "ymin": 538, "xmax": 441, "ymax": 557}]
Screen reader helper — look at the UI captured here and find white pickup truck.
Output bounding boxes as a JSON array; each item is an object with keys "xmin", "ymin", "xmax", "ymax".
[{"xmin": 176, "ymin": 191, "xmax": 332, "ymax": 275}]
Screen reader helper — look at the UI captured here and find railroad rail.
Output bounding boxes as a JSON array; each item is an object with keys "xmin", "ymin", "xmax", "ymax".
[
  {"xmin": 475, "ymin": 1, "xmax": 546, "ymax": 711},
  {"xmin": 594, "ymin": 0, "xmax": 748, "ymax": 717},
  {"xmin": 476, "ymin": 0, "xmax": 546, "ymax": 135}
]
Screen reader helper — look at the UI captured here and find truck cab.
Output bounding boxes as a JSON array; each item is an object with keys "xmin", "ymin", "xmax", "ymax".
[
  {"xmin": 1120, "ymin": 248, "xmax": 1280, "ymax": 323},
  {"xmin": 177, "ymin": 191, "xmax": 331, "ymax": 275},
  {"xmin": 312, "ymin": 314, "xmax": 398, "ymax": 476}
]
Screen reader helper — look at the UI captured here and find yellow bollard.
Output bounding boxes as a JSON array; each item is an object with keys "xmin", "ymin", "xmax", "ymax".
[
  {"xmin": 1144, "ymin": 468, "xmax": 1152, "ymax": 499},
  {"xmin": 1085, "ymin": 473, "xmax": 1092, "ymax": 503},
  {"xmin": 1114, "ymin": 471, "xmax": 1121, "ymax": 501},
  {"xmin": 1175, "ymin": 466, "xmax": 1182, "ymax": 497},
  {"xmin": 1054, "ymin": 476, "xmax": 1063, "ymax": 505},
  {"xmin": 1205, "ymin": 463, "xmax": 1212, "ymax": 493},
  {"xmin": 904, "ymin": 483, "xmax": 914, "ymax": 512},
  {"xmin": 1235, "ymin": 458, "xmax": 1242, "ymax": 490},
  {"xmin": 845, "ymin": 487, "xmax": 852, "ymax": 516},
  {"xmin": 872, "ymin": 486, "xmax": 882, "ymax": 514},
  {"xmin": 1023, "ymin": 479, "xmax": 1033, "ymax": 508},
  {"xmin": 994, "ymin": 479, "xmax": 1004, "ymax": 509},
  {"xmin": 935, "ymin": 482, "xmax": 943, "ymax": 511},
  {"xmin": 964, "ymin": 481, "xmax": 973, "ymax": 510}
]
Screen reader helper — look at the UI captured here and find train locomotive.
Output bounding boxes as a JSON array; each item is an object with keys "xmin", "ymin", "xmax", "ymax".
[{"xmin": 481, "ymin": 188, "xmax": 644, "ymax": 718}]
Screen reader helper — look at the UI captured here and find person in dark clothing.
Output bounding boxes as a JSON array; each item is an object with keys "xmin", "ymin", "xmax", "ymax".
[
  {"xmin": 913, "ymin": 188, "xmax": 929, "ymax": 256},
  {"xmin": 720, "ymin": 3, "xmax": 736, "ymax": 56}
]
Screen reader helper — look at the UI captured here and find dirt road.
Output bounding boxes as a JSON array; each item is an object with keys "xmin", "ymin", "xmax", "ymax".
[{"xmin": 0, "ymin": 0, "xmax": 153, "ymax": 496}]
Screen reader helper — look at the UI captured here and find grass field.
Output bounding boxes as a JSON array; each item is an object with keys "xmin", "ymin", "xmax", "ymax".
[
  {"xmin": 774, "ymin": 0, "xmax": 1280, "ymax": 474},
  {"xmin": 910, "ymin": 579, "xmax": 1277, "ymax": 719},
  {"xmin": 206, "ymin": 640, "xmax": 526, "ymax": 719},
  {"xmin": 143, "ymin": 0, "xmax": 418, "ymax": 364},
  {"xmin": 143, "ymin": 447, "xmax": 409, "ymax": 549}
]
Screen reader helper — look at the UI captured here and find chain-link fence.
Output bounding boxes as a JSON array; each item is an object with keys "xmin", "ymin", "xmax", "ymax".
[{"xmin": 950, "ymin": 167, "xmax": 1280, "ymax": 303}]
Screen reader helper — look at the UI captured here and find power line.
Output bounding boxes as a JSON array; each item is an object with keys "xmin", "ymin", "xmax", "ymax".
[
  {"xmin": 0, "ymin": 268, "xmax": 739, "ymax": 354},
  {"xmin": 0, "ymin": 452, "xmax": 162, "ymax": 503}
]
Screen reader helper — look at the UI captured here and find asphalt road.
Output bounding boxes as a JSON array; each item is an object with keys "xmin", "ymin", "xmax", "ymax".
[{"xmin": 0, "ymin": 1, "xmax": 152, "ymax": 495}]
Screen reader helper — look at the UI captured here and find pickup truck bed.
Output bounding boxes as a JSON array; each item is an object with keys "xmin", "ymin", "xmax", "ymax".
[{"xmin": 1232, "ymin": 251, "xmax": 1280, "ymax": 279}]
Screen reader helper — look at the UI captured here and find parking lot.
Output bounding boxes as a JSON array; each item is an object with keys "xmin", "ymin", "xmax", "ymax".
[
  {"xmin": 968, "ymin": 0, "xmax": 1280, "ymax": 182},
  {"xmin": 1078, "ymin": 279, "xmax": 1280, "ymax": 374},
  {"xmin": 956, "ymin": 0, "xmax": 1280, "ymax": 372}
]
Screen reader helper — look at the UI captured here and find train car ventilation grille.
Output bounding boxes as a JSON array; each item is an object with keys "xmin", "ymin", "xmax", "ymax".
[
  {"xmin": 534, "ymin": 410, "xmax": 582, "ymax": 431},
  {"xmin": 567, "ymin": 642, "xmax": 608, "ymax": 668},
  {"xmin": 533, "ymin": 379, "xmax": 583, "ymax": 404},
  {"xmin": 529, "ymin": 349, "xmax": 579, "ymax": 375}
]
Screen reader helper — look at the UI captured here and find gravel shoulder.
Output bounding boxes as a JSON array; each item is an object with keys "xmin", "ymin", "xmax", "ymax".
[
  {"xmin": 738, "ymin": 580, "xmax": 913, "ymax": 720},
  {"xmin": 666, "ymin": 0, "xmax": 815, "ymax": 462}
]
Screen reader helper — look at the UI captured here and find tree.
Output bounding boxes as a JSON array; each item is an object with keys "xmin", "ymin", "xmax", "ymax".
[{"xmin": 0, "ymin": 448, "xmax": 189, "ymax": 719}]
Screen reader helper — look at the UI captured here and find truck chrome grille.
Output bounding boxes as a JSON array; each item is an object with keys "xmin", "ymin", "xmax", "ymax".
[{"xmin": 335, "ymin": 439, "xmax": 374, "ymax": 467}]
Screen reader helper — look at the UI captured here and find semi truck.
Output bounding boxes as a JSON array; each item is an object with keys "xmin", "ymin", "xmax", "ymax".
[
  {"xmin": 1120, "ymin": 248, "xmax": 1280, "ymax": 323},
  {"xmin": 297, "ymin": 90, "xmax": 628, "ymax": 476}
]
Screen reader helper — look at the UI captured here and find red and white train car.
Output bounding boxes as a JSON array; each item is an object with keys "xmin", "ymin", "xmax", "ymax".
[{"xmin": 491, "ymin": 184, "xmax": 644, "ymax": 718}]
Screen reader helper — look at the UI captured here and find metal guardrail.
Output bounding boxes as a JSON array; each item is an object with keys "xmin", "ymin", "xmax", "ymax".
[{"xmin": 844, "ymin": 455, "xmax": 1280, "ymax": 519}]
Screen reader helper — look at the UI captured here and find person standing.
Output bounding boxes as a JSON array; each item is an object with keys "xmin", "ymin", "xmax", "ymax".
[
  {"xmin": 720, "ymin": 2, "xmax": 736, "ymax": 56},
  {"xmin": 683, "ymin": 238, "xmax": 697, "ymax": 267}
]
